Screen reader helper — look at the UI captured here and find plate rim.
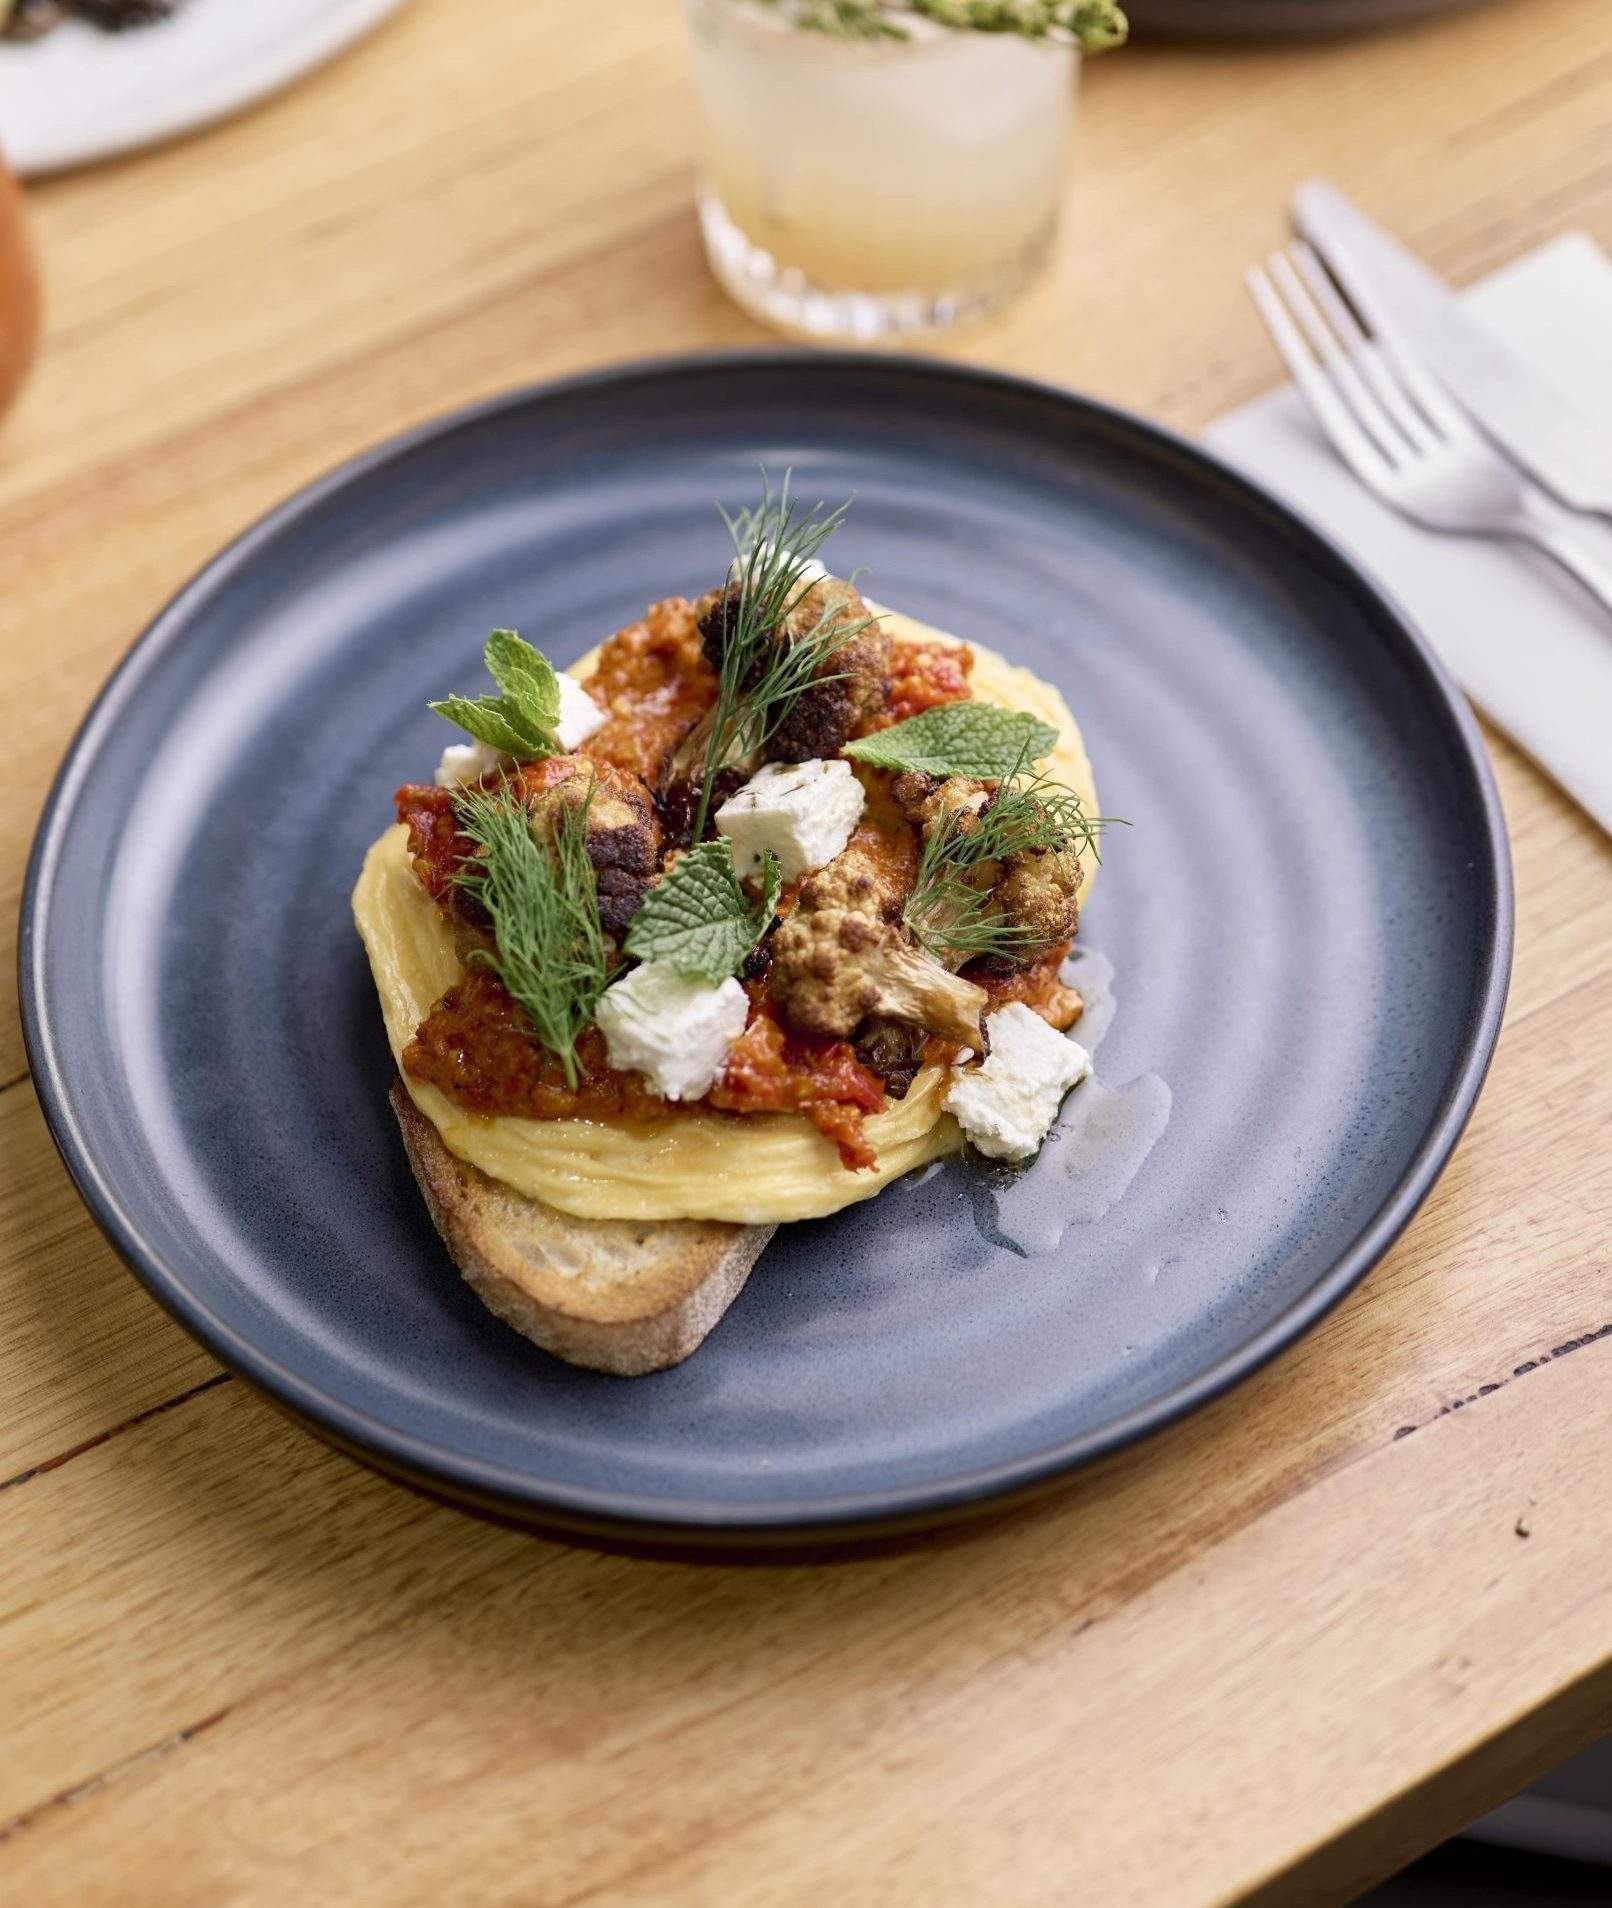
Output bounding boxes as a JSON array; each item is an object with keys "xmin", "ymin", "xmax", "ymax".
[
  {"xmin": 18, "ymin": 349, "xmax": 1514, "ymax": 1546},
  {"xmin": 1125, "ymin": 0, "xmax": 1501, "ymax": 34}
]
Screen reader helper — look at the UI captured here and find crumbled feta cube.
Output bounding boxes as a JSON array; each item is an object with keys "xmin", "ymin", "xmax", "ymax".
[
  {"xmin": 556, "ymin": 672, "xmax": 606, "ymax": 751},
  {"xmin": 594, "ymin": 963, "xmax": 750, "ymax": 1102},
  {"xmin": 943, "ymin": 1003, "xmax": 1091, "ymax": 1161},
  {"xmin": 715, "ymin": 759, "xmax": 865, "ymax": 884},
  {"xmin": 434, "ymin": 738, "xmax": 505, "ymax": 788}
]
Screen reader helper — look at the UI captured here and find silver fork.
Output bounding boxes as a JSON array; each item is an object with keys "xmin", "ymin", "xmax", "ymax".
[{"xmin": 1246, "ymin": 242, "xmax": 1612, "ymax": 618}]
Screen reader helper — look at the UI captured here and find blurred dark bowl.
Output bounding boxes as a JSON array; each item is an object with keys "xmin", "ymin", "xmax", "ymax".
[{"xmin": 1125, "ymin": 0, "xmax": 1503, "ymax": 37}]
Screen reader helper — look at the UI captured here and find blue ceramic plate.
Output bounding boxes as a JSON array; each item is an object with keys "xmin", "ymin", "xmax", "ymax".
[{"xmin": 21, "ymin": 355, "xmax": 1510, "ymax": 1547}]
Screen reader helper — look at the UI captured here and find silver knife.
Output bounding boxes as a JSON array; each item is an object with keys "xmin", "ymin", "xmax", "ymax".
[{"xmin": 1292, "ymin": 178, "xmax": 1612, "ymax": 518}]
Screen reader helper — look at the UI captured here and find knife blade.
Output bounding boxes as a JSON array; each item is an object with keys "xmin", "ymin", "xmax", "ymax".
[{"xmin": 1292, "ymin": 177, "xmax": 1612, "ymax": 517}]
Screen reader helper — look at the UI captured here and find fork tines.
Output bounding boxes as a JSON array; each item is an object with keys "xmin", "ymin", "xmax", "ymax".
[{"xmin": 1246, "ymin": 241, "xmax": 1474, "ymax": 485}]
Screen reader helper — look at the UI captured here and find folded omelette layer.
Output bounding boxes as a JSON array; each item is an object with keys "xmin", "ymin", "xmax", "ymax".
[{"xmin": 352, "ymin": 613, "xmax": 1097, "ymax": 1225}]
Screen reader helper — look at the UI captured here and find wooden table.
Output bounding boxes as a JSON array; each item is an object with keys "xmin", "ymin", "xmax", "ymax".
[{"xmin": 4, "ymin": 2, "xmax": 1611, "ymax": 1901}]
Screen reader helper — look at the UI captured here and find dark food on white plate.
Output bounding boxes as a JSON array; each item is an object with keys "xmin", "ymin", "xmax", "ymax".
[{"xmin": 2, "ymin": 0, "xmax": 182, "ymax": 40}]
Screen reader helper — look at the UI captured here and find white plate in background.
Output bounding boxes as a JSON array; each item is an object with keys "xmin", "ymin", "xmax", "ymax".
[{"xmin": 0, "ymin": 0, "xmax": 415, "ymax": 176}]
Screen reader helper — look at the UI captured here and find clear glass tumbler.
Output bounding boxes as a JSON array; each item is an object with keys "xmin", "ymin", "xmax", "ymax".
[{"xmin": 683, "ymin": 0, "xmax": 1078, "ymax": 341}]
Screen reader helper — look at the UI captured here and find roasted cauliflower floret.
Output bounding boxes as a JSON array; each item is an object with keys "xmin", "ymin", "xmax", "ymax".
[
  {"xmin": 996, "ymin": 842, "xmax": 1081, "ymax": 951},
  {"xmin": 696, "ymin": 572, "xmax": 891, "ymax": 763},
  {"xmin": 894, "ymin": 772, "xmax": 998, "ymax": 898},
  {"xmin": 895, "ymin": 770, "xmax": 1082, "ymax": 967},
  {"xmin": 893, "ymin": 771, "xmax": 989, "ymax": 833},
  {"xmin": 520, "ymin": 755, "xmax": 662, "ymax": 938},
  {"xmin": 771, "ymin": 844, "xmax": 988, "ymax": 1049}
]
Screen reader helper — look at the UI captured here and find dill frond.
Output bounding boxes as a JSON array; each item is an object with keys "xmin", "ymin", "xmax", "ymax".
[
  {"xmin": 691, "ymin": 470, "xmax": 876, "ymax": 840},
  {"xmin": 451, "ymin": 784, "xmax": 609, "ymax": 1089},
  {"xmin": 903, "ymin": 755, "xmax": 1115, "ymax": 966}
]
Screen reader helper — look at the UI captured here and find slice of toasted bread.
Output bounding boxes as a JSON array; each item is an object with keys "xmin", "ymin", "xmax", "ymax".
[{"xmin": 390, "ymin": 1083, "xmax": 774, "ymax": 1376}]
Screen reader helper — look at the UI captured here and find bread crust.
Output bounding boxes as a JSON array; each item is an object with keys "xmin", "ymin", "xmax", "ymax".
[{"xmin": 390, "ymin": 1083, "xmax": 774, "ymax": 1375}]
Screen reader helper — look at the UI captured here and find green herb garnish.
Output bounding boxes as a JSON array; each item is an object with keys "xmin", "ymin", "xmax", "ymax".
[
  {"xmin": 692, "ymin": 472, "xmax": 879, "ymax": 841},
  {"xmin": 752, "ymin": 1, "xmax": 1127, "ymax": 49},
  {"xmin": 431, "ymin": 629, "xmax": 563, "ymax": 760},
  {"xmin": 624, "ymin": 840, "xmax": 782, "ymax": 984},
  {"xmin": 452, "ymin": 783, "xmax": 609, "ymax": 1088},
  {"xmin": 844, "ymin": 702, "xmax": 1058, "ymax": 779},
  {"xmin": 904, "ymin": 760, "xmax": 1110, "ymax": 965}
]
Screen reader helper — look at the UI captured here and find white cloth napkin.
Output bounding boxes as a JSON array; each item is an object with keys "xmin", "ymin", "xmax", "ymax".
[{"xmin": 1206, "ymin": 231, "xmax": 1612, "ymax": 836}]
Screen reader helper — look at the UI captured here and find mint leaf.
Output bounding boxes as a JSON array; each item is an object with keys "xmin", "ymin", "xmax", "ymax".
[
  {"xmin": 429, "ymin": 629, "xmax": 562, "ymax": 760},
  {"xmin": 624, "ymin": 840, "xmax": 780, "ymax": 983},
  {"xmin": 452, "ymin": 784, "xmax": 607, "ymax": 1090},
  {"xmin": 844, "ymin": 703, "xmax": 1058, "ymax": 779},
  {"xmin": 428, "ymin": 695, "xmax": 543, "ymax": 757},
  {"xmin": 485, "ymin": 628, "xmax": 560, "ymax": 739}
]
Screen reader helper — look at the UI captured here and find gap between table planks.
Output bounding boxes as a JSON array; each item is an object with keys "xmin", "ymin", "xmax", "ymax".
[{"xmin": 3, "ymin": 0, "xmax": 1612, "ymax": 1902}]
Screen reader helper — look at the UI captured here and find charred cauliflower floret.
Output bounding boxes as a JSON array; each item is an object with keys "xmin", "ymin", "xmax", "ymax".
[
  {"xmin": 894, "ymin": 772, "xmax": 997, "ymax": 895},
  {"xmin": 771, "ymin": 844, "xmax": 988, "ymax": 1049},
  {"xmin": 895, "ymin": 771, "xmax": 1082, "ymax": 967},
  {"xmin": 695, "ymin": 572, "xmax": 891, "ymax": 763},
  {"xmin": 893, "ymin": 771, "xmax": 986, "ymax": 830},
  {"xmin": 995, "ymin": 842, "xmax": 1081, "ymax": 952},
  {"xmin": 521, "ymin": 756, "xmax": 662, "ymax": 938}
]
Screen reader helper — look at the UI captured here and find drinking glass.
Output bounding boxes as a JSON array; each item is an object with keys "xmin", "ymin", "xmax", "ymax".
[{"xmin": 683, "ymin": 0, "xmax": 1078, "ymax": 340}]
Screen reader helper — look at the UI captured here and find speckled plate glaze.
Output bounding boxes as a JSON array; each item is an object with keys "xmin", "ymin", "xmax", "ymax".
[{"xmin": 20, "ymin": 355, "xmax": 1511, "ymax": 1547}]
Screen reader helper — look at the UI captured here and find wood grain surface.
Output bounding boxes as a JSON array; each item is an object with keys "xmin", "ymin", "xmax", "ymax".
[{"xmin": 3, "ymin": 1, "xmax": 1612, "ymax": 1902}]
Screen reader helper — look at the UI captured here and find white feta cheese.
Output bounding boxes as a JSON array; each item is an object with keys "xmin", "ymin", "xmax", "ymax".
[
  {"xmin": 433, "ymin": 737, "xmax": 505, "ymax": 788},
  {"xmin": 943, "ymin": 1002, "xmax": 1092, "ymax": 1161},
  {"xmin": 555, "ymin": 672, "xmax": 606, "ymax": 751},
  {"xmin": 715, "ymin": 759, "xmax": 866, "ymax": 884},
  {"xmin": 594, "ymin": 962, "xmax": 750, "ymax": 1103}
]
